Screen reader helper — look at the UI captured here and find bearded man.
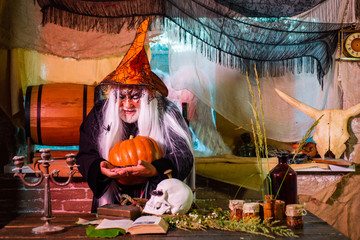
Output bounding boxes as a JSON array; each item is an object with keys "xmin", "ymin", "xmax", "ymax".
[{"xmin": 76, "ymin": 19, "xmax": 194, "ymax": 212}]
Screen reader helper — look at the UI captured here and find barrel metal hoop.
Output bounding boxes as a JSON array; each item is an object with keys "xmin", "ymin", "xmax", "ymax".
[
  {"xmin": 37, "ymin": 84, "xmax": 43, "ymax": 145},
  {"xmin": 25, "ymin": 86, "xmax": 33, "ymax": 140}
]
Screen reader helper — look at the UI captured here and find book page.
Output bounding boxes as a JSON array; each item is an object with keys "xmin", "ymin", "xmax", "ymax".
[
  {"xmin": 132, "ymin": 216, "xmax": 161, "ymax": 226},
  {"xmin": 96, "ymin": 219, "xmax": 133, "ymax": 230},
  {"xmin": 127, "ymin": 216, "xmax": 169, "ymax": 235}
]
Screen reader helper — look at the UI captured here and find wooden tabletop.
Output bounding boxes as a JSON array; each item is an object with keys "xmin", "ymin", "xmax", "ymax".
[{"xmin": 0, "ymin": 212, "xmax": 349, "ymax": 239}]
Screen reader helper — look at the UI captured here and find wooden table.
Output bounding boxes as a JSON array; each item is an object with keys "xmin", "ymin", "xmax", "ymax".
[{"xmin": 0, "ymin": 212, "xmax": 349, "ymax": 239}]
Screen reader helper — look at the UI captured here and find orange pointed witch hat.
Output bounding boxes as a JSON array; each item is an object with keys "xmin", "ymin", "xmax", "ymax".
[{"xmin": 99, "ymin": 18, "xmax": 168, "ymax": 97}]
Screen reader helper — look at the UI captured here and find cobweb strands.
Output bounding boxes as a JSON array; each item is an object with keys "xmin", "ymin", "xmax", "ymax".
[{"xmin": 36, "ymin": 0, "xmax": 355, "ymax": 86}]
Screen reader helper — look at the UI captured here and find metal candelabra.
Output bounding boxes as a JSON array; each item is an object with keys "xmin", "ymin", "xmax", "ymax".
[{"xmin": 12, "ymin": 148, "xmax": 79, "ymax": 234}]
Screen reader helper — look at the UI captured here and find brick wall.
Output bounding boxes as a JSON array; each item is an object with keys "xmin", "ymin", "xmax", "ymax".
[
  {"xmin": 0, "ymin": 176, "xmax": 92, "ymax": 214},
  {"xmin": 0, "ymin": 176, "xmax": 93, "ymax": 217},
  {"xmin": 51, "ymin": 181, "xmax": 93, "ymax": 213}
]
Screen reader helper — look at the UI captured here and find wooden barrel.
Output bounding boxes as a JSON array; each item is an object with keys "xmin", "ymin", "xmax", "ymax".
[{"xmin": 25, "ymin": 83, "xmax": 96, "ymax": 146}]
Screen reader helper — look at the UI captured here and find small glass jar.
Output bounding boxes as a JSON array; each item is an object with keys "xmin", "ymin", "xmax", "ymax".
[
  {"xmin": 243, "ymin": 203, "xmax": 260, "ymax": 222},
  {"xmin": 286, "ymin": 204, "xmax": 307, "ymax": 229},
  {"xmin": 229, "ymin": 200, "xmax": 245, "ymax": 221}
]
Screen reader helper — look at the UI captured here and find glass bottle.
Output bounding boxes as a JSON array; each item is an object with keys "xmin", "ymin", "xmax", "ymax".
[{"xmin": 269, "ymin": 153, "xmax": 297, "ymax": 206}]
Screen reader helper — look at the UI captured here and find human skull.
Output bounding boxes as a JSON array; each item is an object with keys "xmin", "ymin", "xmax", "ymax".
[{"xmin": 143, "ymin": 178, "xmax": 193, "ymax": 215}]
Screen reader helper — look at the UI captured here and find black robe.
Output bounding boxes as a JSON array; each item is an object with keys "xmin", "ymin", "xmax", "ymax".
[{"xmin": 76, "ymin": 97, "xmax": 194, "ymax": 212}]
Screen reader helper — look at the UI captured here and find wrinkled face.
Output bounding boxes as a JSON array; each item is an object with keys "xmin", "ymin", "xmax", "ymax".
[{"xmin": 118, "ymin": 87, "xmax": 143, "ymax": 123}]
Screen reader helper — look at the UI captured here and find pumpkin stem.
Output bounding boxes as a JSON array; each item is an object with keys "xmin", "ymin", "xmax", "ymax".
[
  {"xmin": 164, "ymin": 169, "xmax": 172, "ymax": 179},
  {"xmin": 129, "ymin": 135, "xmax": 134, "ymax": 139}
]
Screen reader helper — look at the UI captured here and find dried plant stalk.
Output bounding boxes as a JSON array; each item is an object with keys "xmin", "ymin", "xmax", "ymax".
[
  {"xmin": 254, "ymin": 66, "xmax": 269, "ymax": 160},
  {"xmin": 291, "ymin": 114, "xmax": 323, "ymax": 163},
  {"xmin": 274, "ymin": 115, "xmax": 323, "ymax": 200},
  {"xmin": 245, "ymin": 66, "xmax": 272, "ymax": 198}
]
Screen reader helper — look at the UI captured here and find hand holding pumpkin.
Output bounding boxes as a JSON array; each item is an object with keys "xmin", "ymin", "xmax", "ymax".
[
  {"xmin": 107, "ymin": 135, "xmax": 164, "ymax": 185},
  {"xmin": 115, "ymin": 160, "xmax": 158, "ymax": 177},
  {"xmin": 100, "ymin": 160, "xmax": 151, "ymax": 185},
  {"xmin": 100, "ymin": 161, "xmax": 117, "ymax": 178}
]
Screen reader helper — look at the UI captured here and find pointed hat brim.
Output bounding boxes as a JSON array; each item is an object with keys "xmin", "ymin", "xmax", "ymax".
[{"xmin": 99, "ymin": 18, "xmax": 168, "ymax": 97}]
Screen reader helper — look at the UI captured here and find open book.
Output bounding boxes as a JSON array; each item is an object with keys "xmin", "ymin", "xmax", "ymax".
[{"xmin": 95, "ymin": 216, "xmax": 169, "ymax": 235}]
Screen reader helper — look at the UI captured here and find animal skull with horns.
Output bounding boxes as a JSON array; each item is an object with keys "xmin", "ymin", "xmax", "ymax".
[{"xmin": 275, "ymin": 88, "xmax": 360, "ymax": 159}]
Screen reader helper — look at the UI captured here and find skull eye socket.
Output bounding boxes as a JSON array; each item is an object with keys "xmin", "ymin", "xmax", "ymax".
[{"xmin": 151, "ymin": 190, "xmax": 163, "ymax": 196}]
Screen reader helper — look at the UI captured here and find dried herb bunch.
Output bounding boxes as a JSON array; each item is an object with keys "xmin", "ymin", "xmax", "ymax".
[
  {"xmin": 162, "ymin": 206, "xmax": 296, "ymax": 239},
  {"xmin": 274, "ymin": 114, "xmax": 323, "ymax": 200},
  {"xmin": 245, "ymin": 66, "xmax": 272, "ymax": 199},
  {"xmin": 244, "ymin": 66, "xmax": 322, "ymax": 201}
]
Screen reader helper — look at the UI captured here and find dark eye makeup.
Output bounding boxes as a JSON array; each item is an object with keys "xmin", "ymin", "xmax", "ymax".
[{"xmin": 119, "ymin": 90, "xmax": 142, "ymax": 101}]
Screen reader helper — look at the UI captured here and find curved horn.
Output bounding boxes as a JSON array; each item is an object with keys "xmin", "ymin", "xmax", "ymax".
[
  {"xmin": 274, "ymin": 88, "xmax": 320, "ymax": 119},
  {"xmin": 345, "ymin": 102, "xmax": 360, "ymax": 118}
]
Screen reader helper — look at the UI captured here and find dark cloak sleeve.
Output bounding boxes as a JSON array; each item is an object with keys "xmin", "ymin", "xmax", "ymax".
[
  {"xmin": 76, "ymin": 97, "xmax": 194, "ymax": 200},
  {"xmin": 76, "ymin": 100, "xmax": 112, "ymax": 198}
]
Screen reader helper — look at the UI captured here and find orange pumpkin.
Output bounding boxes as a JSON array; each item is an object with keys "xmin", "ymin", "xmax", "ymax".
[
  {"xmin": 108, "ymin": 135, "xmax": 163, "ymax": 185},
  {"xmin": 108, "ymin": 135, "xmax": 163, "ymax": 167}
]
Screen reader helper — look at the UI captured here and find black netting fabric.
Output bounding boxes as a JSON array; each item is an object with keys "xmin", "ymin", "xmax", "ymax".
[
  {"xmin": 214, "ymin": 0, "xmax": 327, "ymax": 17},
  {"xmin": 36, "ymin": 0, "xmax": 354, "ymax": 85}
]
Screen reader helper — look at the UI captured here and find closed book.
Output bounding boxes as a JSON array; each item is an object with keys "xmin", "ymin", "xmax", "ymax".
[
  {"xmin": 97, "ymin": 204, "xmax": 141, "ymax": 220},
  {"xmin": 97, "ymin": 214, "xmax": 131, "ymax": 220}
]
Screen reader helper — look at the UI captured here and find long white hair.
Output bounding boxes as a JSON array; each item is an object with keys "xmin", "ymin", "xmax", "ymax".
[{"xmin": 97, "ymin": 87, "xmax": 193, "ymax": 162}]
